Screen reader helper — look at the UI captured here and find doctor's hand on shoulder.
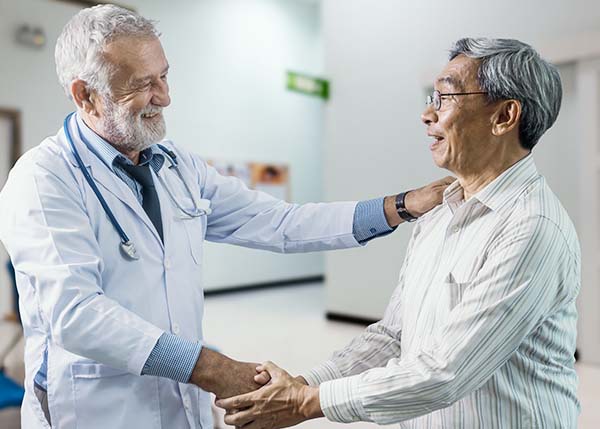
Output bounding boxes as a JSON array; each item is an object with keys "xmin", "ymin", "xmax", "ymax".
[{"xmin": 383, "ymin": 176, "xmax": 455, "ymax": 227}]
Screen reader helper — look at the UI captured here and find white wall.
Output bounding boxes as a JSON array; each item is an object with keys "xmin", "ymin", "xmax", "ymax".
[
  {"xmin": 322, "ymin": 0, "xmax": 599, "ymax": 319},
  {"xmin": 0, "ymin": 0, "xmax": 78, "ymax": 149},
  {"xmin": 0, "ymin": 0, "xmax": 325, "ymax": 293},
  {"xmin": 131, "ymin": 0, "xmax": 325, "ymax": 289},
  {"xmin": 0, "ymin": 0, "xmax": 80, "ymax": 317}
]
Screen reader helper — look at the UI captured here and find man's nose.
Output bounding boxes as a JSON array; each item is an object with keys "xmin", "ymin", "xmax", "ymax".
[
  {"xmin": 421, "ymin": 104, "xmax": 437, "ymax": 126},
  {"xmin": 152, "ymin": 79, "xmax": 171, "ymax": 107}
]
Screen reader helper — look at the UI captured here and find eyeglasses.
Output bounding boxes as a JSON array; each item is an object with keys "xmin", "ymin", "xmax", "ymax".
[{"xmin": 426, "ymin": 90, "xmax": 488, "ymax": 111}]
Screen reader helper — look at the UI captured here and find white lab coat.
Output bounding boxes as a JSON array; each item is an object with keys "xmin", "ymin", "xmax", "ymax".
[{"xmin": 0, "ymin": 114, "xmax": 360, "ymax": 429}]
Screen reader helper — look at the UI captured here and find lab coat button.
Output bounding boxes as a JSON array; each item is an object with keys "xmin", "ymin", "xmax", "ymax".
[
  {"xmin": 173, "ymin": 324, "xmax": 180, "ymax": 334},
  {"xmin": 164, "ymin": 258, "xmax": 171, "ymax": 269},
  {"xmin": 452, "ymin": 226, "xmax": 459, "ymax": 234}
]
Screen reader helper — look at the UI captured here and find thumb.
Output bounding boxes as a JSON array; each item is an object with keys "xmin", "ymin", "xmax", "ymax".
[
  {"xmin": 254, "ymin": 370, "xmax": 271, "ymax": 385},
  {"xmin": 256, "ymin": 361, "xmax": 287, "ymax": 380},
  {"xmin": 441, "ymin": 176, "xmax": 456, "ymax": 185}
]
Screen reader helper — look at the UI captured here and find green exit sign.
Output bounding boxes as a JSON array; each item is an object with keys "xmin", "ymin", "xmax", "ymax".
[{"xmin": 286, "ymin": 71, "xmax": 329, "ymax": 100}]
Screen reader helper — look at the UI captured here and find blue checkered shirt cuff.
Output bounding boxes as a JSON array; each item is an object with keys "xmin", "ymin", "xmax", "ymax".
[
  {"xmin": 142, "ymin": 333, "xmax": 202, "ymax": 383},
  {"xmin": 352, "ymin": 198, "xmax": 395, "ymax": 244}
]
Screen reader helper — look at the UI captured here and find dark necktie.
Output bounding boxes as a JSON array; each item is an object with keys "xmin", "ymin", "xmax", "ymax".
[{"xmin": 120, "ymin": 163, "xmax": 164, "ymax": 242}]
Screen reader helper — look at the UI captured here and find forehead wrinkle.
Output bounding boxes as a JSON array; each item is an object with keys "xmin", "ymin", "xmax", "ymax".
[{"xmin": 436, "ymin": 75, "xmax": 465, "ymax": 92}]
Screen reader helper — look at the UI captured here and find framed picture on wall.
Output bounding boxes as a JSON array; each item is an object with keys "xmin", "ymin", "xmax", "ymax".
[{"xmin": 207, "ymin": 159, "xmax": 291, "ymax": 201}]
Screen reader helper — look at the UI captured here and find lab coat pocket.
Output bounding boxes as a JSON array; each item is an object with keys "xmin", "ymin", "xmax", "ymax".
[
  {"xmin": 71, "ymin": 363, "xmax": 160, "ymax": 429},
  {"xmin": 183, "ymin": 215, "xmax": 206, "ymax": 265}
]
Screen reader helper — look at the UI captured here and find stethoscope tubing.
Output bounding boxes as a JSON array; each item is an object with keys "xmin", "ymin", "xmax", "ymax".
[
  {"xmin": 63, "ymin": 112, "xmax": 205, "ymax": 260},
  {"xmin": 64, "ymin": 112, "xmax": 133, "ymax": 246}
]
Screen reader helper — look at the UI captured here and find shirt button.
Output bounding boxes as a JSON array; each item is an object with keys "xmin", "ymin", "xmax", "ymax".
[
  {"xmin": 183, "ymin": 398, "xmax": 190, "ymax": 410},
  {"xmin": 369, "ymin": 228, "xmax": 377, "ymax": 234},
  {"xmin": 173, "ymin": 324, "xmax": 180, "ymax": 334}
]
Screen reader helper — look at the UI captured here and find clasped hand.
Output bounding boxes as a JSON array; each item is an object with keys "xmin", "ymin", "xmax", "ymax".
[{"xmin": 216, "ymin": 361, "xmax": 323, "ymax": 429}]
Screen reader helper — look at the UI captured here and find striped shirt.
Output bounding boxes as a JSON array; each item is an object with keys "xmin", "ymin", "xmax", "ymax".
[{"xmin": 305, "ymin": 155, "xmax": 581, "ymax": 428}]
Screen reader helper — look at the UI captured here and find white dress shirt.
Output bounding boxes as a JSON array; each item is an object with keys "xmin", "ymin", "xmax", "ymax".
[{"xmin": 305, "ymin": 155, "xmax": 580, "ymax": 428}]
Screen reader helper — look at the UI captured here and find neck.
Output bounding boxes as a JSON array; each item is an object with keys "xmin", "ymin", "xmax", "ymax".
[
  {"xmin": 456, "ymin": 145, "xmax": 530, "ymax": 201},
  {"xmin": 79, "ymin": 110, "xmax": 141, "ymax": 165}
]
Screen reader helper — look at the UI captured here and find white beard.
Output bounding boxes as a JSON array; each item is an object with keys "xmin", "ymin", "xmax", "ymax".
[{"xmin": 98, "ymin": 98, "xmax": 166, "ymax": 153}]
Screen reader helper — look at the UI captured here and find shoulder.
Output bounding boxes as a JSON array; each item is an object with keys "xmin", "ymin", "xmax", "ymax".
[
  {"xmin": 10, "ymin": 133, "xmax": 76, "ymax": 183},
  {"xmin": 507, "ymin": 176, "xmax": 579, "ymax": 257}
]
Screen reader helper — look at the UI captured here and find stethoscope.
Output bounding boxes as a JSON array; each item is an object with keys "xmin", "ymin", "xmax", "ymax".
[{"xmin": 64, "ymin": 112, "xmax": 211, "ymax": 261}]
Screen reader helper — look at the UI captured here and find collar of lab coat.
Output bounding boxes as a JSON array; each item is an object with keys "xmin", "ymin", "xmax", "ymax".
[{"xmin": 60, "ymin": 112, "xmax": 166, "ymax": 249}]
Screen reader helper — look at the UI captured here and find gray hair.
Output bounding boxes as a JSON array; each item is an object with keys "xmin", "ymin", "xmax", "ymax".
[
  {"xmin": 55, "ymin": 4, "xmax": 160, "ymax": 98},
  {"xmin": 449, "ymin": 38, "xmax": 562, "ymax": 150}
]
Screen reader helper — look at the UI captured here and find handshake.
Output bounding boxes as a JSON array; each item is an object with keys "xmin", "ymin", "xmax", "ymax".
[{"xmin": 190, "ymin": 347, "xmax": 323, "ymax": 428}]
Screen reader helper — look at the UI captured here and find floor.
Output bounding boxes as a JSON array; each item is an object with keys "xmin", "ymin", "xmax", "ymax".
[
  {"xmin": 204, "ymin": 283, "xmax": 600, "ymax": 429},
  {"xmin": 1, "ymin": 283, "xmax": 598, "ymax": 428}
]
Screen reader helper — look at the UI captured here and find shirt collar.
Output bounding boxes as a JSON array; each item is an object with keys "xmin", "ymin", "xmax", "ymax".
[
  {"xmin": 75, "ymin": 113, "xmax": 164, "ymax": 172},
  {"xmin": 442, "ymin": 154, "xmax": 539, "ymax": 214}
]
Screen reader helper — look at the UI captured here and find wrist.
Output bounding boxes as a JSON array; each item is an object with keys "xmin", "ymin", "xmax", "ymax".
[
  {"xmin": 190, "ymin": 347, "xmax": 229, "ymax": 389},
  {"xmin": 383, "ymin": 195, "xmax": 403, "ymax": 227},
  {"xmin": 299, "ymin": 386, "xmax": 324, "ymax": 419},
  {"xmin": 395, "ymin": 191, "xmax": 418, "ymax": 222}
]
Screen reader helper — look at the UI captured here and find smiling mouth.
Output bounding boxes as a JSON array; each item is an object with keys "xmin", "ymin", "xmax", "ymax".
[
  {"xmin": 429, "ymin": 135, "xmax": 445, "ymax": 150},
  {"xmin": 141, "ymin": 111, "xmax": 161, "ymax": 119}
]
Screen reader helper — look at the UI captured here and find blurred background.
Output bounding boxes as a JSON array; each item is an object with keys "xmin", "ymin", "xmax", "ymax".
[{"xmin": 1, "ymin": 0, "xmax": 599, "ymax": 427}]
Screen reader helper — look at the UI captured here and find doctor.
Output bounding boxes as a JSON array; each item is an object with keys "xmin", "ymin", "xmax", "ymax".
[{"xmin": 0, "ymin": 5, "xmax": 451, "ymax": 429}]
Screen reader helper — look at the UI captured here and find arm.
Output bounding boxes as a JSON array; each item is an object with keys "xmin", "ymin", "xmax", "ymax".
[
  {"xmin": 0, "ymin": 158, "xmax": 268, "ymax": 394},
  {"xmin": 198, "ymin": 159, "xmax": 359, "ymax": 253},
  {"xmin": 316, "ymin": 214, "xmax": 578, "ymax": 424},
  {"xmin": 356, "ymin": 175, "xmax": 455, "ymax": 243},
  {"xmin": 303, "ymin": 224, "xmax": 423, "ymax": 385},
  {"xmin": 193, "ymin": 154, "xmax": 452, "ymax": 252},
  {"xmin": 303, "ymin": 304, "xmax": 404, "ymax": 386},
  {"xmin": 218, "ymin": 215, "xmax": 578, "ymax": 427}
]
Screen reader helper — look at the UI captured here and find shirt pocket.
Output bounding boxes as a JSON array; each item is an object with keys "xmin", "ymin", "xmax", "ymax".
[
  {"xmin": 444, "ymin": 272, "xmax": 471, "ymax": 312},
  {"xmin": 71, "ymin": 362, "xmax": 160, "ymax": 429}
]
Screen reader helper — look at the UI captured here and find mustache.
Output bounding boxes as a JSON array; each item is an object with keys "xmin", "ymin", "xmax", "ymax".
[{"xmin": 139, "ymin": 106, "xmax": 163, "ymax": 116}]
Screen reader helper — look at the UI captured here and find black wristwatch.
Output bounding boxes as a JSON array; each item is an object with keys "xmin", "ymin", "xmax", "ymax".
[{"xmin": 395, "ymin": 191, "xmax": 418, "ymax": 223}]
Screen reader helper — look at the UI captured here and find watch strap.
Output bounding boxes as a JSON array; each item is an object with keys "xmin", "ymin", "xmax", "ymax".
[{"xmin": 395, "ymin": 191, "xmax": 418, "ymax": 222}]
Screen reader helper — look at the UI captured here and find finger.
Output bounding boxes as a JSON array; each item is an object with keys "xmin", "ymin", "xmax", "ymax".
[
  {"xmin": 216, "ymin": 392, "xmax": 254, "ymax": 410},
  {"xmin": 224, "ymin": 408, "xmax": 255, "ymax": 427},
  {"xmin": 257, "ymin": 361, "xmax": 286, "ymax": 378},
  {"xmin": 254, "ymin": 370, "xmax": 271, "ymax": 385},
  {"xmin": 240, "ymin": 421, "xmax": 260, "ymax": 429},
  {"xmin": 441, "ymin": 176, "xmax": 456, "ymax": 185}
]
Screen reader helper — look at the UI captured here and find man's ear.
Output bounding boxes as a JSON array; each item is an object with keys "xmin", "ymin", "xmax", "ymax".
[
  {"xmin": 491, "ymin": 99, "xmax": 521, "ymax": 137},
  {"xmin": 70, "ymin": 80, "xmax": 100, "ymax": 116}
]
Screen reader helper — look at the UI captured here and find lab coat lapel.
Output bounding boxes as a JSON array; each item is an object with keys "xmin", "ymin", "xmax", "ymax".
[{"xmin": 59, "ymin": 119, "xmax": 164, "ymax": 247}]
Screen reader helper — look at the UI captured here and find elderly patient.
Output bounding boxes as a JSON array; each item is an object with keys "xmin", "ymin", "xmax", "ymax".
[{"xmin": 219, "ymin": 38, "xmax": 581, "ymax": 428}]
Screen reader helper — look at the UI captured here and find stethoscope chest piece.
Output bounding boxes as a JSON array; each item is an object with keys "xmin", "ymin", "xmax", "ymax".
[{"xmin": 120, "ymin": 240, "xmax": 140, "ymax": 260}]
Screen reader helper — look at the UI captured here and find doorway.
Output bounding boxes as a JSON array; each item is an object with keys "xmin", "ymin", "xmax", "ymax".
[{"xmin": 0, "ymin": 109, "xmax": 21, "ymax": 319}]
